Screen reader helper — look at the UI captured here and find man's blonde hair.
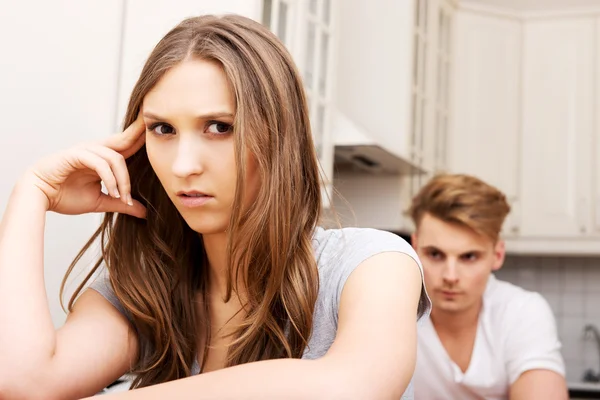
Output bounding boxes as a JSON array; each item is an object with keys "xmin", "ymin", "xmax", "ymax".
[{"xmin": 409, "ymin": 174, "xmax": 511, "ymax": 243}]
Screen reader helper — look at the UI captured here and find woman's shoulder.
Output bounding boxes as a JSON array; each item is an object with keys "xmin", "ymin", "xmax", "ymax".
[
  {"xmin": 311, "ymin": 226, "xmax": 417, "ymax": 267},
  {"xmin": 311, "ymin": 226, "xmax": 428, "ymax": 312},
  {"xmin": 88, "ymin": 270, "xmax": 131, "ymax": 323}
]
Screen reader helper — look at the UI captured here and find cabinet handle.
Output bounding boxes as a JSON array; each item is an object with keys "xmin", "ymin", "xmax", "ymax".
[
  {"xmin": 596, "ymin": 199, "xmax": 600, "ymax": 232},
  {"xmin": 579, "ymin": 198, "xmax": 588, "ymax": 234},
  {"xmin": 505, "ymin": 196, "xmax": 519, "ymax": 235}
]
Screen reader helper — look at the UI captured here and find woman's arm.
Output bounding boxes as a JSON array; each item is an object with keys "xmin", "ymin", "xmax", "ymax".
[
  {"xmin": 0, "ymin": 121, "xmax": 145, "ymax": 399},
  {"xmin": 0, "ymin": 178, "xmax": 56, "ymax": 390},
  {"xmin": 95, "ymin": 252, "xmax": 422, "ymax": 400},
  {"xmin": 0, "ymin": 180, "xmax": 139, "ymax": 400}
]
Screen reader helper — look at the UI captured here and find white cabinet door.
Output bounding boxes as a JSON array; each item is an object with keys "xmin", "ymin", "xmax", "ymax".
[
  {"xmin": 448, "ymin": 11, "xmax": 521, "ymax": 235},
  {"xmin": 418, "ymin": 0, "xmax": 453, "ymax": 175},
  {"xmin": 519, "ymin": 18, "xmax": 594, "ymax": 237},
  {"xmin": 595, "ymin": 16, "xmax": 600, "ymax": 236}
]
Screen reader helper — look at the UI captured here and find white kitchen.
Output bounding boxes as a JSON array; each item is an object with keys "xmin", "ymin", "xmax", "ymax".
[{"xmin": 2, "ymin": 0, "xmax": 600, "ymax": 398}]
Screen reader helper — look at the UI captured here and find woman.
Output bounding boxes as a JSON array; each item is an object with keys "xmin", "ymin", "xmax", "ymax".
[{"xmin": 0, "ymin": 15, "xmax": 430, "ymax": 399}]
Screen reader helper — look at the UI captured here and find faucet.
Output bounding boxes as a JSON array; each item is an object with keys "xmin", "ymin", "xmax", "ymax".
[{"xmin": 583, "ymin": 324, "xmax": 600, "ymax": 382}]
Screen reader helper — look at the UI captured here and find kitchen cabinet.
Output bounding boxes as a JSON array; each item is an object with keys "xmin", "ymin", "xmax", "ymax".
[
  {"xmin": 407, "ymin": 0, "xmax": 456, "ymax": 198},
  {"xmin": 448, "ymin": 4, "xmax": 600, "ymax": 254},
  {"xmin": 594, "ymin": 16, "xmax": 600, "ymax": 239},
  {"xmin": 519, "ymin": 18, "xmax": 594, "ymax": 238},
  {"xmin": 262, "ymin": 0, "xmax": 337, "ymax": 206},
  {"xmin": 448, "ymin": 12, "xmax": 521, "ymax": 236},
  {"xmin": 332, "ymin": 0, "xmax": 453, "ymax": 173}
]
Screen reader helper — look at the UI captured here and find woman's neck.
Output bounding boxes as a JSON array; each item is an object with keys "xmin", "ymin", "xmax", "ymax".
[{"xmin": 202, "ymin": 232, "xmax": 230, "ymax": 300}]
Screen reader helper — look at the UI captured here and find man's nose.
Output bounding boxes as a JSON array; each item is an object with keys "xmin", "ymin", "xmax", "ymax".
[{"xmin": 442, "ymin": 260, "xmax": 459, "ymax": 284}]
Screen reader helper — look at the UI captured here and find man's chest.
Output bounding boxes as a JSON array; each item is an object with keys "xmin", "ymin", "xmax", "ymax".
[{"xmin": 416, "ymin": 323, "xmax": 510, "ymax": 399}]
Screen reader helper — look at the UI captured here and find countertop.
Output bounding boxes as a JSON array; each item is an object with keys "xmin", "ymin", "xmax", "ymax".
[{"xmin": 569, "ymin": 382, "xmax": 600, "ymax": 399}]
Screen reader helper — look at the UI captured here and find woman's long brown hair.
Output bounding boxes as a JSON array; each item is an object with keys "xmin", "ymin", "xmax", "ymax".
[{"xmin": 60, "ymin": 15, "xmax": 321, "ymax": 388}]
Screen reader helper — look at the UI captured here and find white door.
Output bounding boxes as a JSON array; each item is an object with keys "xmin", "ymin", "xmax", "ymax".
[
  {"xmin": 519, "ymin": 18, "xmax": 594, "ymax": 237},
  {"xmin": 448, "ymin": 11, "xmax": 521, "ymax": 235}
]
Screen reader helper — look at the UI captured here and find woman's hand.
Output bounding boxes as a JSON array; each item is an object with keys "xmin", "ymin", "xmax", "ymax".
[{"xmin": 25, "ymin": 115, "xmax": 147, "ymax": 218}]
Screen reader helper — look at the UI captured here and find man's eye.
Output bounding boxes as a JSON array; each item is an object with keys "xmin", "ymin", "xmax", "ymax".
[{"xmin": 462, "ymin": 253, "xmax": 478, "ymax": 261}]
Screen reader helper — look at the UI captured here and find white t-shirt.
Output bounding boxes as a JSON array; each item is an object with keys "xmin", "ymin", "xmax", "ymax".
[{"xmin": 414, "ymin": 275, "xmax": 565, "ymax": 400}]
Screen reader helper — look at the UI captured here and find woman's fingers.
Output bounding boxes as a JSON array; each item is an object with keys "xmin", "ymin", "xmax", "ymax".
[
  {"xmin": 70, "ymin": 149, "xmax": 119, "ymax": 199},
  {"xmin": 121, "ymin": 129, "xmax": 146, "ymax": 159},
  {"xmin": 86, "ymin": 145, "xmax": 131, "ymax": 205},
  {"xmin": 96, "ymin": 194, "xmax": 147, "ymax": 219},
  {"xmin": 70, "ymin": 147, "xmax": 147, "ymax": 217},
  {"xmin": 104, "ymin": 114, "xmax": 146, "ymax": 157}
]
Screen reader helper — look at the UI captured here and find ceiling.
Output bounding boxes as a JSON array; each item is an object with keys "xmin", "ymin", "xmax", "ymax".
[{"xmin": 462, "ymin": 0, "xmax": 600, "ymax": 11}]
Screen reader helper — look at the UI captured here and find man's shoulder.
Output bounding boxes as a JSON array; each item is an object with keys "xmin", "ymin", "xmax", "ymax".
[
  {"xmin": 484, "ymin": 275, "xmax": 553, "ymax": 324},
  {"xmin": 483, "ymin": 278, "xmax": 565, "ymax": 383}
]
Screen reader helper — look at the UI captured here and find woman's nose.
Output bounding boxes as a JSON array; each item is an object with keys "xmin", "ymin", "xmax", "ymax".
[{"xmin": 171, "ymin": 136, "xmax": 204, "ymax": 178}]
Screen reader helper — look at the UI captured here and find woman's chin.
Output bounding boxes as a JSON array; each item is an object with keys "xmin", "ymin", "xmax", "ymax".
[{"xmin": 183, "ymin": 217, "xmax": 228, "ymax": 236}]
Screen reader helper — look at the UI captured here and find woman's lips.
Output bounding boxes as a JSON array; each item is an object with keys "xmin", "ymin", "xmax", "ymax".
[{"xmin": 177, "ymin": 192, "xmax": 214, "ymax": 207}]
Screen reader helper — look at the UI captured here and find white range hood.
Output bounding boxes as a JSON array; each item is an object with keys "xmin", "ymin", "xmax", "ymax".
[{"xmin": 331, "ymin": 111, "xmax": 424, "ymax": 175}]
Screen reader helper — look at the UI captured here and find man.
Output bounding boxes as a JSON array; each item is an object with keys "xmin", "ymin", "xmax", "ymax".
[{"xmin": 410, "ymin": 174, "xmax": 567, "ymax": 399}]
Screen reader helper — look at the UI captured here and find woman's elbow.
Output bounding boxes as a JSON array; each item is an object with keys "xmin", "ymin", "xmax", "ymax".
[
  {"xmin": 325, "ymin": 367, "xmax": 413, "ymax": 400},
  {"xmin": 325, "ymin": 381, "xmax": 409, "ymax": 400},
  {"xmin": 0, "ymin": 368, "xmax": 59, "ymax": 400}
]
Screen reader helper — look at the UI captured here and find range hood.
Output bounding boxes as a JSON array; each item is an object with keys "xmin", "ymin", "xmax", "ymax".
[{"xmin": 331, "ymin": 111, "xmax": 425, "ymax": 175}]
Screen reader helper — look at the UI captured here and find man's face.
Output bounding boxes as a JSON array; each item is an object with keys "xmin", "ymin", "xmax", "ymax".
[{"xmin": 412, "ymin": 213, "xmax": 505, "ymax": 315}]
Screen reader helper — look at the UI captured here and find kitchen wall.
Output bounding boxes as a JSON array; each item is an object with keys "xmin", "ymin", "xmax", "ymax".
[{"xmin": 495, "ymin": 256, "xmax": 600, "ymax": 382}]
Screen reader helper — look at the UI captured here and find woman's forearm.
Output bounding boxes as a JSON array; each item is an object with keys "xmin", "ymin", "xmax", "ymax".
[
  {"xmin": 0, "ymin": 177, "xmax": 56, "ymax": 379},
  {"xmin": 96, "ymin": 358, "xmax": 362, "ymax": 400}
]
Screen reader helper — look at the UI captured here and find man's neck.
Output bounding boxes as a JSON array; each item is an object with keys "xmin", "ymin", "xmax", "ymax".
[
  {"xmin": 430, "ymin": 299, "xmax": 482, "ymax": 337},
  {"xmin": 430, "ymin": 301, "xmax": 482, "ymax": 373}
]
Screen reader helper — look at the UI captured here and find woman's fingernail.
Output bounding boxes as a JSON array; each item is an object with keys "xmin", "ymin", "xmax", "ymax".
[
  {"xmin": 127, "ymin": 194, "xmax": 133, "ymax": 206},
  {"xmin": 114, "ymin": 190, "xmax": 121, "ymax": 198}
]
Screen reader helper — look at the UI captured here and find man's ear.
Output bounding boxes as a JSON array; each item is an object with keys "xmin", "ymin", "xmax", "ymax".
[
  {"xmin": 492, "ymin": 239, "xmax": 506, "ymax": 271},
  {"xmin": 411, "ymin": 232, "xmax": 418, "ymax": 249}
]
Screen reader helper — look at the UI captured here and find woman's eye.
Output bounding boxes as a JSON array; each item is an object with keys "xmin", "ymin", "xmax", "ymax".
[
  {"xmin": 207, "ymin": 122, "xmax": 232, "ymax": 135},
  {"xmin": 149, "ymin": 123, "xmax": 174, "ymax": 135}
]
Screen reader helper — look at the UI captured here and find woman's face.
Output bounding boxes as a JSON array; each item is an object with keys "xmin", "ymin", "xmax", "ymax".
[{"xmin": 142, "ymin": 58, "xmax": 260, "ymax": 235}]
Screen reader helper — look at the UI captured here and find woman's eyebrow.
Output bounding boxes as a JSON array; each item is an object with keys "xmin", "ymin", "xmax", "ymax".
[{"xmin": 142, "ymin": 111, "xmax": 235, "ymax": 121}]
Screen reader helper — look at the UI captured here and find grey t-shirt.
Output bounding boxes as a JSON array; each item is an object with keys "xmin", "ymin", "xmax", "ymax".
[{"xmin": 90, "ymin": 226, "xmax": 431, "ymax": 399}]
